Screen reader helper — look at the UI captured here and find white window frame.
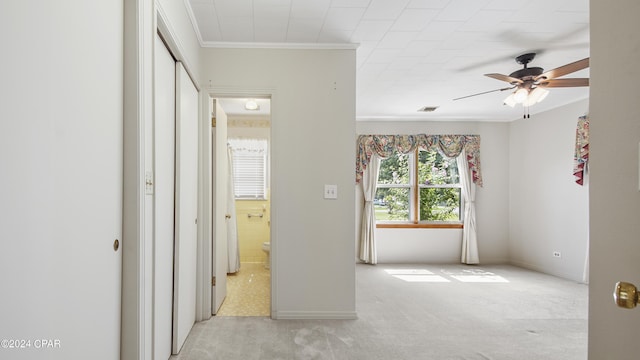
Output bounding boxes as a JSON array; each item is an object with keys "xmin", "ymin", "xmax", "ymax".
[
  {"xmin": 376, "ymin": 149, "xmax": 463, "ymax": 225},
  {"xmin": 229, "ymin": 138, "xmax": 268, "ymax": 200}
]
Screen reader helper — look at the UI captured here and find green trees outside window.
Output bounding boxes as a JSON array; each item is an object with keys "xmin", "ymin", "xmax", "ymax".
[{"xmin": 375, "ymin": 149, "xmax": 461, "ymax": 222}]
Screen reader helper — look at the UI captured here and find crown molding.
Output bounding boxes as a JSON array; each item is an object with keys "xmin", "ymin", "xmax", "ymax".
[
  {"xmin": 201, "ymin": 41, "xmax": 359, "ymax": 50},
  {"xmin": 182, "ymin": 0, "xmax": 205, "ymax": 46}
]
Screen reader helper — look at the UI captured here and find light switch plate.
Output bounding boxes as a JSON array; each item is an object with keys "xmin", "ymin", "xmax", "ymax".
[
  {"xmin": 324, "ymin": 184, "xmax": 338, "ymax": 199},
  {"xmin": 145, "ymin": 171, "xmax": 154, "ymax": 195}
]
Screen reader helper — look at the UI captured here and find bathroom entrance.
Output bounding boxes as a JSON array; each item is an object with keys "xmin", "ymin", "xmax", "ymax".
[{"xmin": 213, "ymin": 96, "xmax": 271, "ymax": 317}]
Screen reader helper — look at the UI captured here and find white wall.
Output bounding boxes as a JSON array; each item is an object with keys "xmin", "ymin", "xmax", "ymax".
[
  {"xmin": 201, "ymin": 48, "xmax": 357, "ymax": 318},
  {"xmin": 356, "ymin": 121, "xmax": 510, "ymax": 264},
  {"xmin": 589, "ymin": 1, "xmax": 640, "ymax": 358},
  {"xmin": 508, "ymin": 99, "xmax": 590, "ymax": 282}
]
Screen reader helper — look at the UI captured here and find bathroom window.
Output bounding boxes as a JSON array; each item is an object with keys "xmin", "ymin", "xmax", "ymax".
[
  {"xmin": 229, "ymin": 138, "xmax": 268, "ymax": 200},
  {"xmin": 375, "ymin": 149, "xmax": 461, "ymax": 223}
]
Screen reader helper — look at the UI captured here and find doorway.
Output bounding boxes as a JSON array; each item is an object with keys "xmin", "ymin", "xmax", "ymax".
[{"xmin": 212, "ymin": 96, "xmax": 272, "ymax": 317}]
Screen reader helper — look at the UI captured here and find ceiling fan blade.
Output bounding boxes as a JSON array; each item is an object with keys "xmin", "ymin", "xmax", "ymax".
[
  {"xmin": 453, "ymin": 86, "xmax": 515, "ymax": 101},
  {"xmin": 536, "ymin": 58, "xmax": 589, "ymax": 81},
  {"xmin": 538, "ymin": 78, "xmax": 589, "ymax": 87},
  {"xmin": 485, "ymin": 73, "xmax": 523, "ymax": 84},
  {"xmin": 498, "ymin": 24, "xmax": 589, "ymax": 51}
]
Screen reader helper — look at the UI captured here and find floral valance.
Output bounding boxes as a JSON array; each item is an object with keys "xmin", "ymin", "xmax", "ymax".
[
  {"xmin": 573, "ymin": 115, "xmax": 589, "ymax": 186},
  {"xmin": 356, "ymin": 134, "xmax": 483, "ymax": 187},
  {"xmin": 228, "ymin": 138, "xmax": 268, "ymax": 154}
]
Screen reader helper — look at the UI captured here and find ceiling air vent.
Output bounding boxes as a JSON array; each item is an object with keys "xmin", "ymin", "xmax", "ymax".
[{"xmin": 418, "ymin": 106, "xmax": 438, "ymax": 112}]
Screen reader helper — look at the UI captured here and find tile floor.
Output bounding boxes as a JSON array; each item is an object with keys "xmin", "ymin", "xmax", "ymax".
[{"xmin": 217, "ymin": 262, "xmax": 271, "ymax": 317}]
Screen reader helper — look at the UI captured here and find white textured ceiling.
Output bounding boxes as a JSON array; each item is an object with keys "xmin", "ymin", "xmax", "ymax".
[{"xmin": 187, "ymin": 0, "xmax": 589, "ymax": 121}]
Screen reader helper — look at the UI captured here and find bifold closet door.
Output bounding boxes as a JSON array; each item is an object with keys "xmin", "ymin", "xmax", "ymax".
[
  {"xmin": 153, "ymin": 34, "xmax": 175, "ymax": 360},
  {"xmin": 172, "ymin": 61, "xmax": 199, "ymax": 354}
]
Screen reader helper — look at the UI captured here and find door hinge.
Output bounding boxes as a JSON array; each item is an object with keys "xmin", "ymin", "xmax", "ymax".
[{"xmin": 212, "ymin": 276, "xmax": 216, "ymax": 286}]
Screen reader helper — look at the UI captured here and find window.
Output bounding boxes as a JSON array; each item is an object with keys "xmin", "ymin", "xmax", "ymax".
[
  {"xmin": 229, "ymin": 138, "xmax": 268, "ymax": 200},
  {"xmin": 375, "ymin": 149, "xmax": 461, "ymax": 224}
]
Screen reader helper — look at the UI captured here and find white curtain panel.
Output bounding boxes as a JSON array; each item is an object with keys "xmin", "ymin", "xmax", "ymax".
[
  {"xmin": 359, "ymin": 154, "xmax": 380, "ymax": 264},
  {"xmin": 226, "ymin": 145, "xmax": 240, "ymax": 273},
  {"xmin": 457, "ymin": 148, "xmax": 479, "ymax": 264}
]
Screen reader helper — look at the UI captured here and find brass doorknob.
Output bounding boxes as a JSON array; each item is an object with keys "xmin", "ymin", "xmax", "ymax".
[{"xmin": 614, "ymin": 281, "xmax": 639, "ymax": 309}]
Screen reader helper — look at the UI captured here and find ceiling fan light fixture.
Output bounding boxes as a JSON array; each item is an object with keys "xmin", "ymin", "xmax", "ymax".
[
  {"xmin": 455, "ymin": 54, "xmax": 589, "ymax": 110},
  {"xmin": 503, "ymin": 93, "xmax": 517, "ymax": 107},
  {"xmin": 523, "ymin": 87, "xmax": 550, "ymax": 107},
  {"xmin": 532, "ymin": 87, "xmax": 549, "ymax": 103},
  {"xmin": 522, "ymin": 95, "xmax": 536, "ymax": 107},
  {"xmin": 513, "ymin": 88, "xmax": 529, "ymax": 103}
]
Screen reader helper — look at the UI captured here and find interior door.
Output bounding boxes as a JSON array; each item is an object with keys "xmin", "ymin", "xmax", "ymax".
[
  {"xmin": 212, "ymin": 101, "xmax": 228, "ymax": 314},
  {"xmin": 172, "ymin": 62, "xmax": 199, "ymax": 353},
  {"xmin": 153, "ymin": 34, "xmax": 175, "ymax": 360},
  {"xmin": 589, "ymin": 1, "xmax": 640, "ymax": 358}
]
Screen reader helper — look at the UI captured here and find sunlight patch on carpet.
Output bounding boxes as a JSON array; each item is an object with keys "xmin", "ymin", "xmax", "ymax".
[
  {"xmin": 384, "ymin": 268, "xmax": 510, "ymax": 283},
  {"xmin": 450, "ymin": 275, "xmax": 509, "ymax": 283},
  {"xmin": 392, "ymin": 274, "xmax": 451, "ymax": 282},
  {"xmin": 384, "ymin": 269, "xmax": 451, "ymax": 282},
  {"xmin": 384, "ymin": 269, "xmax": 434, "ymax": 275}
]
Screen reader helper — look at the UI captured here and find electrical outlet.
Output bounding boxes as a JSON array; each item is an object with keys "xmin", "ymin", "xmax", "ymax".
[{"xmin": 553, "ymin": 251, "xmax": 561, "ymax": 258}]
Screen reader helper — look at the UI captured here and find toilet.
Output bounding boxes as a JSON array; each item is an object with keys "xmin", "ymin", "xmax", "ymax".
[{"xmin": 261, "ymin": 242, "xmax": 271, "ymax": 269}]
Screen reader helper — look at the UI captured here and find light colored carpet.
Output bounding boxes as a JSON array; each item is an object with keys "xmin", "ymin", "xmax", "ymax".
[{"xmin": 171, "ymin": 264, "xmax": 587, "ymax": 360}]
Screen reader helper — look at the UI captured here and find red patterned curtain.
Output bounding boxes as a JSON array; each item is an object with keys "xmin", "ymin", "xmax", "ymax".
[
  {"xmin": 573, "ymin": 116, "xmax": 589, "ymax": 186},
  {"xmin": 356, "ymin": 134, "xmax": 483, "ymax": 187}
]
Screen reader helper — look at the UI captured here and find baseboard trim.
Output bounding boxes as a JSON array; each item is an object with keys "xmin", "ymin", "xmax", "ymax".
[
  {"xmin": 509, "ymin": 260, "xmax": 586, "ymax": 284},
  {"xmin": 274, "ymin": 311, "xmax": 358, "ymax": 320}
]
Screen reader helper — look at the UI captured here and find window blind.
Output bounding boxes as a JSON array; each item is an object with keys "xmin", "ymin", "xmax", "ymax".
[{"xmin": 229, "ymin": 138, "xmax": 267, "ymax": 199}]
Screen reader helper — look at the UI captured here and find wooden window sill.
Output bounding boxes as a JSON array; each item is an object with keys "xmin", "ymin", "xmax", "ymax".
[{"xmin": 376, "ymin": 223, "xmax": 463, "ymax": 229}]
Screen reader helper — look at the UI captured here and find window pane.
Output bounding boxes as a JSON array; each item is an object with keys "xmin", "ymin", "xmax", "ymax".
[
  {"xmin": 417, "ymin": 150, "xmax": 459, "ymax": 185},
  {"xmin": 378, "ymin": 152, "xmax": 410, "ymax": 185},
  {"xmin": 419, "ymin": 188, "xmax": 460, "ymax": 221},
  {"xmin": 233, "ymin": 152, "xmax": 266, "ymax": 199},
  {"xmin": 229, "ymin": 138, "xmax": 268, "ymax": 199},
  {"xmin": 375, "ymin": 187, "xmax": 410, "ymax": 221}
]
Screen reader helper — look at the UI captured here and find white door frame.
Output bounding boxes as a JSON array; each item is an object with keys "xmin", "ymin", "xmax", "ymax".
[
  {"xmin": 122, "ymin": 2, "xmax": 203, "ymax": 359},
  {"xmin": 200, "ymin": 89, "xmax": 277, "ymax": 319},
  {"xmin": 122, "ymin": 0, "xmax": 154, "ymax": 359}
]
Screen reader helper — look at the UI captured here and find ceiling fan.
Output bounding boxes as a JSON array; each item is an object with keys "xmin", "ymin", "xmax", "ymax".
[{"xmin": 454, "ymin": 53, "xmax": 589, "ymax": 108}]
